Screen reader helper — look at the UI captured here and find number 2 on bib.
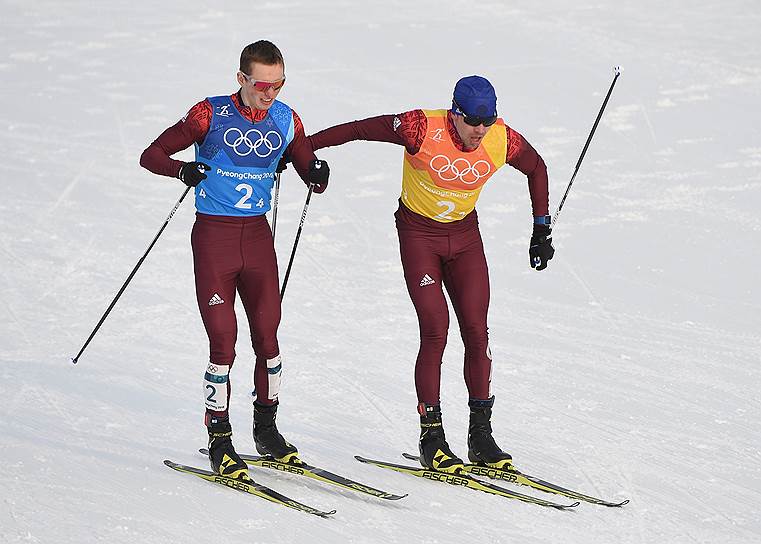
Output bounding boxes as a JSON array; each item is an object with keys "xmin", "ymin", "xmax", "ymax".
[
  {"xmin": 434, "ymin": 200, "xmax": 456, "ymax": 220},
  {"xmin": 234, "ymin": 183, "xmax": 253, "ymax": 209}
]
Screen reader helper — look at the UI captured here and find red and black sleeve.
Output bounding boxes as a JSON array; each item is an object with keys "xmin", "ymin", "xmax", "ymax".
[
  {"xmin": 506, "ymin": 126, "xmax": 550, "ymax": 217},
  {"xmin": 139, "ymin": 99, "xmax": 212, "ymax": 178},
  {"xmin": 308, "ymin": 110, "xmax": 427, "ymax": 155}
]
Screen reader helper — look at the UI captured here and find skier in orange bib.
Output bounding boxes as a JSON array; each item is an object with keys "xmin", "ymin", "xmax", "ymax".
[{"xmin": 309, "ymin": 76, "xmax": 554, "ymax": 473}]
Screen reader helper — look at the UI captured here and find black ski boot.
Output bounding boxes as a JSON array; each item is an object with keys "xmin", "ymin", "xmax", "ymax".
[
  {"xmin": 253, "ymin": 401, "xmax": 299, "ymax": 462},
  {"xmin": 467, "ymin": 396, "xmax": 514, "ymax": 469},
  {"xmin": 207, "ymin": 416, "xmax": 249, "ymax": 479},
  {"xmin": 418, "ymin": 403, "xmax": 464, "ymax": 474}
]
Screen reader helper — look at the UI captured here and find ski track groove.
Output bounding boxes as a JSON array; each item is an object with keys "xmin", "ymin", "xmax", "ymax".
[
  {"xmin": 0, "ymin": 292, "xmax": 31, "ymax": 345},
  {"xmin": 46, "ymin": 158, "xmax": 97, "ymax": 216}
]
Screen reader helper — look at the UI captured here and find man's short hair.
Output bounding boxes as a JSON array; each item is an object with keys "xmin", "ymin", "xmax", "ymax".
[{"xmin": 240, "ymin": 40, "xmax": 284, "ymax": 73}]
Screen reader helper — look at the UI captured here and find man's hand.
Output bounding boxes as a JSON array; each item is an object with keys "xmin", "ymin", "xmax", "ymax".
[
  {"xmin": 529, "ymin": 224, "xmax": 555, "ymax": 271},
  {"xmin": 276, "ymin": 154, "xmax": 289, "ymax": 174},
  {"xmin": 178, "ymin": 161, "xmax": 211, "ymax": 187},
  {"xmin": 307, "ymin": 159, "xmax": 330, "ymax": 194}
]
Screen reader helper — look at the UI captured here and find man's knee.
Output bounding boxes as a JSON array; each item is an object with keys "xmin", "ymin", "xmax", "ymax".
[
  {"xmin": 420, "ymin": 324, "xmax": 448, "ymax": 354},
  {"xmin": 208, "ymin": 331, "xmax": 237, "ymax": 364}
]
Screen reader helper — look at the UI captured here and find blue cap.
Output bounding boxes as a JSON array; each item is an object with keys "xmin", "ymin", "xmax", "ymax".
[{"xmin": 452, "ymin": 75, "xmax": 497, "ymax": 117}]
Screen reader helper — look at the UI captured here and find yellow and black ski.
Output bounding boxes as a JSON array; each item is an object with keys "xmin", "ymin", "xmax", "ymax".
[
  {"xmin": 163, "ymin": 460, "xmax": 336, "ymax": 518},
  {"xmin": 199, "ymin": 448, "xmax": 407, "ymax": 501},
  {"xmin": 401, "ymin": 453, "xmax": 628, "ymax": 507},
  {"xmin": 355, "ymin": 455, "xmax": 579, "ymax": 509}
]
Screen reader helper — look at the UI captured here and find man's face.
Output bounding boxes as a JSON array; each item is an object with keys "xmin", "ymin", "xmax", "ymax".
[
  {"xmin": 452, "ymin": 113, "xmax": 490, "ymax": 150},
  {"xmin": 237, "ymin": 61, "xmax": 285, "ymax": 110}
]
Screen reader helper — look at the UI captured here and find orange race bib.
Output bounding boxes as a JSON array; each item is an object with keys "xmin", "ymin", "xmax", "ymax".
[{"xmin": 400, "ymin": 110, "xmax": 506, "ymax": 222}]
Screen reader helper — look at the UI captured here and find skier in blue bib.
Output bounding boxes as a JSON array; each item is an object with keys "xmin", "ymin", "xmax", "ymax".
[{"xmin": 141, "ymin": 40, "xmax": 330, "ymax": 479}]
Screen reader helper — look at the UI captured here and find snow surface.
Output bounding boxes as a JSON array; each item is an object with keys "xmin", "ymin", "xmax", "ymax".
[{"xmin": 2, "ymin": 1, "xmax": 760, "ymax": 542}]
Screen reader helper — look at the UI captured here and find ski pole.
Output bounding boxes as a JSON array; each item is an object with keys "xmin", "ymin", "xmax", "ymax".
[
  {"xmin": 553, "ymin": 66, "xmax": 622, "ymax": 228},
  {"xmin": 271, "ymin": 171, "xmax": 281, "ymax": 240},
  {"xmin": 71, "ymin": 186, "xmax": 192, "ymax": 364},
  {"xmin": 280, "ymin": 184, "xmax": 315, "ymax": 301}
]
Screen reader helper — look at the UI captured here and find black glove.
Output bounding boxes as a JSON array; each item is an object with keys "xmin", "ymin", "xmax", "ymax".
[
  {"xmin": 178, "ymin": 161, "xmax": 210, "ymax": 187},
  {"xmin": 307, "ymin": 159, "xmax": 330, "ymax": 194},
  {"xmin": 529, "ymin": 224, "xmax": 555, "ymax": 271},
  {"xmin": 275, "ymin": 154, "xmax": 289, "ymax": 174}
]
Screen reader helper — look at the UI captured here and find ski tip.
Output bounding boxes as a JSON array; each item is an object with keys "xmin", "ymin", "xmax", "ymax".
[
  {"xmin": 610, "ymin": 498, "xmax": 630, "ymax": 507},
  {"xmin": 199, "ymin": 448, "xmax": 209, "ymax": 456},
  {"xmin": 564, "ymin": 501, "xmax": 581, "ymax": 509},
  {"xmin": 163, "ymin": 459, "xmax": 177, "ymax": 468},
  {"xmin": 354, "ymin": 455, "xmax": 368, "ymax": 463}
]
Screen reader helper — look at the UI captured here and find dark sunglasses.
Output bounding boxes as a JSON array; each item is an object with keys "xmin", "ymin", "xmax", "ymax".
[{"xmin": 453, "ymin": 99, "xmax": 498, "ymax": 127}]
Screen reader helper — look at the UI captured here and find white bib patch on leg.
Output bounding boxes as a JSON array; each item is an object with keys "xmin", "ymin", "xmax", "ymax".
[
  {"xmin": 266, "ymin": 354, "xmax": 282, "ymax": 401},
  {"xmin": 203, "ymin": 363, "xmax": 230, "ymax": 412}
]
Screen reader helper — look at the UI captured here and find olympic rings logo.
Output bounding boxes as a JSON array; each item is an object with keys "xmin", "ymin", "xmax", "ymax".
[
  {"xmin": 223, "ymin": 127, "xmax": 283, "ymax": 157},
  {"xmin": 429, "ymin": 154, "xmax": 491, "ymax": 184}
]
